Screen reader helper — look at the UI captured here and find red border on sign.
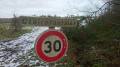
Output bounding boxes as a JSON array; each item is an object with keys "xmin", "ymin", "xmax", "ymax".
[{"xmin": 36, "ymin": 30, "xmax": 67, "ymax": 62}]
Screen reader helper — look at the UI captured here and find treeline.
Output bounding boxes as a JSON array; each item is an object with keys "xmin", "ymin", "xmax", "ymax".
[{"xmin": 63, "ymin": 0, "xmax": 120, "ymax": 66}]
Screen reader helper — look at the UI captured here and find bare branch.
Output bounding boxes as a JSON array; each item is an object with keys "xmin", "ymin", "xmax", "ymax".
[
  {"xmin": 73, "ymin": 1, "xmax": 111, "ymax": 15},
  {"xmin": 88, "ymin": 0, "xmax": 100, "ymax": 9}
]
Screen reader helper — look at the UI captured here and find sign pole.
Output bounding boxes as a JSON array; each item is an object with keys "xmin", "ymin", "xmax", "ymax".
[
  {"xmin": 49, "ymin": 26, "xmax": 55, "ymax": 66},
  {"xmin": 49, "ymin": 63, "xmax": 54, "ymax": 67},
  {"xmin": 49, "ymin": 27, "xmax": 55, "ymax": 29},
  {"xmin": 19, "ymin": 16, "xmax": 77, "ymax": 65}
]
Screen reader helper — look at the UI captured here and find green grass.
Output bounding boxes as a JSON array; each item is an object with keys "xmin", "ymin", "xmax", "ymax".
[
  {"xmin": 0, "ymin": 22, "xmax": 11, "ymax": 26},
  {"xmin": 0, "ymin": 22, "xmax": 32, "ymax": 40},
  {"xmin": 0, "ymin": 29, "xmax": 31, "ymax": 40}
]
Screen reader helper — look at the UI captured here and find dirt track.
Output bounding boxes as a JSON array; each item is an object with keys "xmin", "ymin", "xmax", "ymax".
[{"xmin": 0, "ymin": 27, "xmax": 49, "ymax": 67}]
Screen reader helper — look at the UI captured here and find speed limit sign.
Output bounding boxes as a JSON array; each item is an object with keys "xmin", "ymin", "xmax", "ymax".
[{"xmin": 34, "ymin": 29, "xmax": 68, "ymax": 62}]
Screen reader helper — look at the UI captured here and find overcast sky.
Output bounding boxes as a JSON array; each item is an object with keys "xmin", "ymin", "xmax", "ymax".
[{"xmin": 0, "ymin": 0, "xmax": 104, "ymax": 18}]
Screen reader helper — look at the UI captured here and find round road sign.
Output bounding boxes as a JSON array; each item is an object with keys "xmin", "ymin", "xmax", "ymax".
[{"xmin": 34, "ymin": 29, "xmax": 68, "ymax": 62}]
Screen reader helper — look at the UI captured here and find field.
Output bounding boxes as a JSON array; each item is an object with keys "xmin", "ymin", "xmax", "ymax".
[
  {"xmin": 0, "ymin": 23, "xmax": 10, "ymax": 26},
  {"xmin": 0, "ymin": 22, "xmax": 31, "ymax": 40}
]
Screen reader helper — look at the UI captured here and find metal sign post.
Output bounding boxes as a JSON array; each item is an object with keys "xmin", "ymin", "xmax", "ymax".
[{"xmin": 19, "ymin": 16, "xmax": 77, "ymax": 63}]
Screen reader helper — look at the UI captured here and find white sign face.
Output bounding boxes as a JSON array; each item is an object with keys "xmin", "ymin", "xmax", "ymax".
[{"xmin": 42, "ymin": 36, "xmax": 63, "ymax": 57}]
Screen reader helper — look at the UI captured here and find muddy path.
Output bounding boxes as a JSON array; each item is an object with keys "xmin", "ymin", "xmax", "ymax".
[{"xmin": 0, "ymin": 27, "xmax": 49, "ymax": 67}]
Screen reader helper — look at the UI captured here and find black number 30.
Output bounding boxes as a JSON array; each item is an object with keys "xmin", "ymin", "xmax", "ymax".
[{"xmin": 44, "ymin": 40, "xmax": 61, "ymax": 53}]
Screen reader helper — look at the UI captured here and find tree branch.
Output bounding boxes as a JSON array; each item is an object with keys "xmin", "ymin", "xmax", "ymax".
[
  {"xmin": 74, "ymin": 1, "xmax": 111, "ymax": 15},
  {"xmin": 89, "ymin": 0, "xmax": 100, "ymax": 9}
]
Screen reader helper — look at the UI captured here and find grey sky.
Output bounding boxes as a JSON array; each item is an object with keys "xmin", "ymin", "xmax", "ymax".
[{"xmin": 0, "ymin": 0, "xmax": 104, "ymax": 18}]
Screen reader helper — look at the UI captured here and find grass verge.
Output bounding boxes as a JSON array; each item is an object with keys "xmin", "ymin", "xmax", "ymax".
[{"xmin": 0, "ymin": 29, "xmax": 31, "ymax": 40}]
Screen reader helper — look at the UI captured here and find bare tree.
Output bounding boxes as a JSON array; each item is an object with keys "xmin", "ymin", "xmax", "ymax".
[{"xmin": 11, "ymin": 14, "xmax": 21, "ymax": 32}]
